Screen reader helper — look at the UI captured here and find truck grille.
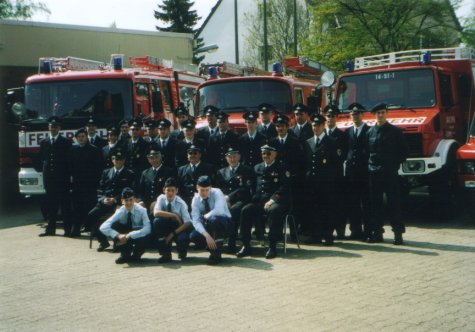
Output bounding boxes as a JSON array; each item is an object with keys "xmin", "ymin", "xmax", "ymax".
[{"xmin": 404, "ymin": 133, "xmax": 423, "ymax": 157}]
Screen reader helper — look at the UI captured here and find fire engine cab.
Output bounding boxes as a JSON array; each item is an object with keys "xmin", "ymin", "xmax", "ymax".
[
  {"xmin": 194, "ymin": 57, "xmax": 326, "ymax": 132},
  {"xmin": 332, "ymin": 47, "xmax": 475, "ymax": 202},
  {"xmin": 457, "ymin": 117, "xmax": 475, "ymax": 190},
  {"xmin": 7, "ymin": 55, "xmax": 204, "ymax": 196}
]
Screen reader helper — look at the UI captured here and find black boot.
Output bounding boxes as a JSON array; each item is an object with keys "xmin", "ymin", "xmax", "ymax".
[{"xmin": 393, "ymin": 232, "xmax": 404, "ymax": 245}]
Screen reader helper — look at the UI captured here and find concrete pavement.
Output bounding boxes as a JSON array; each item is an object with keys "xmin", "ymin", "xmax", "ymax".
[{"xmin": 0, "ymin": 197, "xmax": 474, "ymax": 332}]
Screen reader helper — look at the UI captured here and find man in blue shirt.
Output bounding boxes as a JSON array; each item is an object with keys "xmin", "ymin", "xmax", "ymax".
[
  {"xmin": 153, "ymin": 177, "xmax": 192, "ymax": 263},
  {"xmin": 99, "ymin": 188, "xmax": 151, "ymax": 264},
  {"xmin": 190, "ymin": 176, "xmax": 232, "ymax": 265}
]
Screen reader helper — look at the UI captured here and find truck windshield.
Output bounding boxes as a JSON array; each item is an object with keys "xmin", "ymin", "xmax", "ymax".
[
  {"xmin": 24, "ymin": 79, "xmax": 133, "ymax": 122},
  {"xmin": 196, "ymin": 79, "xmax": 292, "ymax": 115},
  {"xmin": 337, "ymin": 68, "xmax": 436, "ymax": 112}
]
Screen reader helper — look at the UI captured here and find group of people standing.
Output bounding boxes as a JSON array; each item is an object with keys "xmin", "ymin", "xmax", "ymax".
[{"xmin": 38, "ymin": 101, "xmax": 408, "ymax": 265}]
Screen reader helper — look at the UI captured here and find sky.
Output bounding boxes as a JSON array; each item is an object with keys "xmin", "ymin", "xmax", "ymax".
[{"xmin": 28, "ymin": 0, "xmax": 474, "ymax": 32}]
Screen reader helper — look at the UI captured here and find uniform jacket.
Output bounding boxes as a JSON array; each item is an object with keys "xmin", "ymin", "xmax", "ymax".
[
  {"xmin": 137, "ymin": 165, "xmax": 176, "ymax": 207},
  {"xmin": 102, "ymin": 144, "xmax": 124, "ymax": 170},
  {"xmin": 89, "ymin": 135, "xmax": 107, "ymax": 149},
  {"xmin": 148, "ymin": 136, "xmax": 177, "ymax": 169},
  {"xmin": 327, "ymin": 127, "xmax": 349, "ymax": 177},
  {"xmin": 216, "ymin": 164, "xmax": 255, "ymax": 205},
  {"xmin": 303, "ymin": 135, "xmax": 339, "ymax": 182},
  {"xmin": 207, "ymin": 130, "xmax": 239, "ymax": 168},
  {"xmin": 367, "ymin": 121, "xmax": 408, "ymax": 174},
  {"xmin": 40, "ymin": 134, "xmax": 72, "ymax": 187},
  {"xmin": 69, "ymin": 142, "xmax": 103, "ymax": 192},
  {"xmin": 238, "ymin": 132, "xmax": 266, "ymax": 168},
  {"xmin": 196, "ymin": 126, "xmax": 219, "ymax": 143},
  {"xmin": 253, "ymin": 160, "xmax": 291, "ymax": 205},
  {"xmin": 269, "ymin": 135, "xmax": 304, "ymax": 176},
  {"xmin": 97, "ymin": 167, "xmax": 135, "ymax": 204},
  {"xmin": 174, "ymin": 137, "xmax": 206, "ymax": 167},
  {"xmin": 177, "ymin": 162, "xmax": 215, "ymax": 203},
  {"xmin": 257, "ymin": 123, "xmax": 277, "ymax": 140},
  {"xmin": 125, "ymin": 136, "xmax": 150, "ymax": 175},
  {"xmin": 345, "ymin": 123, "xmax": 370, "ymax": 179}
]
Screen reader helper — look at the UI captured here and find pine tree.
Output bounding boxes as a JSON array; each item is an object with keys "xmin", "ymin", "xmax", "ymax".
[{"xmin": 154, "ymin": 0, "xmax": 204, "ymax": 64}]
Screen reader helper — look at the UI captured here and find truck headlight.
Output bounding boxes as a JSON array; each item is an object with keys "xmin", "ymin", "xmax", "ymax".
[
  {"xmin": 20, "ymin": 178, "xmax": 39, "ymax": 185},
  {"xmin": 461, "ymin": 161, "xmax": 475, "ymax": 174},
  {"xmin": 402, "ymin": 160, "xmax": 425, "ymax": 173}
]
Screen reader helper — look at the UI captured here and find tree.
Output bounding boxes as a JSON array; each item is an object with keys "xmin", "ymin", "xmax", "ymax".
[
  {"xmin": 460, "ymin": 2, "xmax": 475, "ymax": 48},
  {"xmin": 302, "ymin": 0, "xmax": 462, "ymax": 72},
  {"xmin": 0, "ymin": 0, "xmax": 49, "ymax": 19},
  {"xmin": 154, "ymin": 0, "xmax": 204, "ymax": 64},
  {"xmin": 242, "ymin": 0, "xmax": 310, "ymax": 69}
]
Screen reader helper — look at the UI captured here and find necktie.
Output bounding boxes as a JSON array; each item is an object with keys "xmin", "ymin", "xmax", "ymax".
[
  {"xmin": 127, "ymin": 211, "xmax": 132, "ymax": 229},
  {"xmin": 167, "ymin": 202, "xmax": 172, "ymax": 212},
  {"xmin": 316, "ymin": 137, "xmax": 320, "ymax": 145},
  {"xmin": 191, "ymin": 165, "xmax": 196, "ymax": 173},
  {"xmin": 162, "ymin": 140, "xmax": 167, "ymax": 148},
  {"xmin": 154, "ymin": 168, "xmax": 158, "ymax": 177},
  {"xmin": 355, "ymin": 127, "xmax": 359, "ymax": 137},
  {"xmin": 296, "ymin": 126, "xmax": 301, "ymax": 136},
  {"xmin": 231, "ymin": 167, "xmax": 235, "ymax": 175},
  {"xmin": 90, "ymin": 137, "xmax": 94, "ymax": 145},
  {"xmin": 51, "ymin": 137, "xmax": 55, "ymax": 145},
  {"xmin": 203, "ymin": 198, "xmax": 210, "ymax": 213},
  {"xmin": 280, "ymin": 138, "xmax": 284, "ymax": 145}
]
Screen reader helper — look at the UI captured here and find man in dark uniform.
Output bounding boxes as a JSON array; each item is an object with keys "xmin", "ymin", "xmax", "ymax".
[
  {"xmin": 366, "ymin": 103, "xmax": 408, "ymax": 245},
  {"xmin": 345, "ymin": 103, "xmax": 371, "ymax": 240},
  {"xmin": 102, "ymin": 125, "xmax": 122, "ymax": 170},
  {"xmin": 69, "ymin": 128, "xmax": 103, "ymax": 236},
  {"xmin": 207, "ymin": 111, "xmax": 239, "ymax": 169},
  {"xmin": 87, "ymin": 150, "xmax": 135, "ymax": 251},
  {"xmin": 215, "ymin": 147, "xmax": 255, "ymax": 253},
  {"xmin": 38, "ymin": 116, "xmax": 73, "ymax": 237},
  {"xmin": 170, "ymin": 103, "xmax": 190, "ymax": 140},
  {"xmin": 303, "ymin": 114, "xmax": 340, "ymax": 245},
  {"xmin": 117, "ymin": 119, "xmax": 131, "ymax": 147},
  {"xmin": 196, "ymin": 105, "xmax": 219, "ymax": 143},
  {"xmin": 177, "ymin": 145, "xmax": 215, "ymax": 207},
  {"xmin": 238, "ymin": 110, "xmax": 266, "ymax": 168},
  {"xmin": 174, "ymin": 119, "xmax": 206, "ymax": 167},
  {"xmin": 86, "ymin": 118, "xmax": 107, "ymax": 149},
  {"xmin": 125, "ymin": 119, "xmax": 149, "ymax": 178},
  {"xmin": 237, "ymin": 143, "xmax": 291, "ymax": 259},
  {"xmin": 144, "ymin": 120, "xmax": 160, "ymax": 146},
  {"xmin": 323, "ymin": 104, "xmax": 349, "ymax": 239},
  {"xmin": 289, "ymin": 103, "xmax": 313, "ymax": 143},
  {"xmin": 256, "ymin": 103, "xmax": 278, "ymax": 140},
  {"xmin": 154, "ymin": 118, "xmax": 177, "ymax": 169},
  {"xmin": 137, "ymin": 150, "xmax": 175, "ymax": 216}
]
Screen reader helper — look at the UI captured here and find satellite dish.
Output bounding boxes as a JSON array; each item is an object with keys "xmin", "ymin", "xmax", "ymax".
[{"xmin": 321, "ymin": 71, "xmax": 336, "ymax": 87}]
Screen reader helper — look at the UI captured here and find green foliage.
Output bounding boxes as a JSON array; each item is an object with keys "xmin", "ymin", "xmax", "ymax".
[
  {"xmin": 302, "ymin": 0, "xmax": 462, "ymax": 72},
  {"xmin": 460, "ymin": 2, "xmax": 475, "ymax": 48},
  {"xmin": 154, "ymin": 0, "xmax": 203, "ymax": 64},
  {"xmin": 0, "ymin": 0, "xmax": 49, "ymax": 19}
]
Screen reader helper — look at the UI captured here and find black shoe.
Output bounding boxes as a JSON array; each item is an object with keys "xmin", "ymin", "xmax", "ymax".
[
  {"xmin": 324, "ymin": 237, "xmax": 334, "ymax": 246},
  {"xmin": 265, "ymin": 248, "xmax": 277, "ymax": 259},
  {"xmin": 70, "ymin": 227, "xmax": 81, "ymax": 237},
  {"xmin": 97, "ymin": 242, "xmax": 110, "ymax": 252},
  {"xmin": 39, "ymin": 230, "xmax": 55, "ymax": 237},
  {"xmin": 304, "ymin": 236, "xmax": 322, "ymax": 245},
  {"xmin": 177, "ymin": 251, "xmax": 187, "ymax": 261},
  {"xmin": 226, "ymin": 243, "xmax": 236, "ymax": 254},
  {"xmin": 393, "ymin": 233, "xmax": 404, "ymax": 245},
  {"xmin": 349, "ymin": 232, "xmax": 363, "ymax": 240},
  {"xmin": 115, "ymin": 256, "xmax": 130, "ymax": 264},
  {"xmin": 158, "ymin": 254, "xmax": 172, "ymax": 263},
  {"xmin": 207, "ymin": 255, "xmax": 222, "ymax": 265},
  {"xmin": 374, "ymin": 233, "xmax": 384, "ymax": 243},
  {"xmin": 236, "ymin": 246, "xmax": 252, "ymax": 258}
]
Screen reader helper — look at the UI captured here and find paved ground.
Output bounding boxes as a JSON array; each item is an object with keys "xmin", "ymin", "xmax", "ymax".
[{"xmin": 1, "ymin": 194, "xmax": 474, "ymax": 332}]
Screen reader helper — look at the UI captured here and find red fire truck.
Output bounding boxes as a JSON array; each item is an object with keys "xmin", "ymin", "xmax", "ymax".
[
  {"xmin": 457, "ymin": 117, "xmax": 475, "ymax": 190},
  {"xmin": 194, "ymin": 57, "xmax": 326, "ymax": 131},
  {"xmin": 6, "ymin": 55, "xmax": 204, "ymax": 196},
  {"xmin": 331, "ymin": 47, "xmax": 475, "ymax": 203}
]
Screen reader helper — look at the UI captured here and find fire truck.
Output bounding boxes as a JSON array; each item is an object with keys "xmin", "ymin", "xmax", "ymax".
[
  {"xmin": 194, "ymin": 57, "xmax": 326, "ymax": 132},
  {"xmin": 6, "ymin": 55, "xmax": 204, "ymax": 196},
  {"xmin": 331, "ymin": 47, "xmax": 475, "ymax": 203},
  {"xmin": 457, "ymin": 116, "xmax": 475, "ymax": 190}
]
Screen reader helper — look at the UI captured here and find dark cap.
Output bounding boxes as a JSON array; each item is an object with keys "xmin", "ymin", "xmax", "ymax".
[
  {"xmin": 85, "ymin": 117, "xmax": 96, "ymax": 127},
  {"xmin": 119, "ymin": 119, "xmax": 129, "ymax": 127},
  {"xmin": 174, "ymin": 103, "xmax": 189, "ymax": 116},
  {"xmin": 146, "ymin": 121, "xmax": 158, "ymax": 130},
  {"xmin": 260, "ymin": 143, "xmax": 277, "ymax": 152},
  {"xmin": 48, "ymin": 116, "xmax": 61, "ymax": 126},
  {"xmin": 129, "ymin": 119, "xmax": 142, "ymax": 129},
  {"xmin": 272, "ymin": 113, "xmax": 290, "ymax": 125},
  {"xmin": 348, "ymin": 102, "xmax": 366, "ymax": 114},
  {"xmin": 311, "ymin": 113, "xmax": 327, "ymax": 125},
  {"xmin": 293, "ymin": 103, "xmax": 308, "ymax": 114},
  {"xmin": 243, "ymin": 110, "xmax": 258, "ymax": 121},
  {"xmin": 257, "ymin": 103, "xmax": 276, "ymax": 113},
  {"xmin": 181, "ymin": 119, "xmax": 196, "ymax": 130},
  {"xmin": 197, "ymin": 175, "xmax": 212, "ymax": 187},
  {"xmin": 225, "ymin": 146, "xmax": 240, "ymax": 156},
  {"xmin": 323, "ymin": 104, "xmax": 340, "ymax": 117},
  {"xmin": 74, "ymin": 127, "xmax": 87, "ymax": 137},
  {"xmin": 121, "ymin": 187, "xmax": 134, "ymax": 199},
  {"xmin": 147, "ymin": 149, "xmax": 161, "ymax": 157},
  {"xmin": 187, "ymin": 144, "xmax": 202, "ymax": 153},
  {"xmin": 111, "ymin": 150, "xmax": 126, "ymax": 159},
  {"xmin": 370, "ymin": 103, "xmax": 388, "ymax": 113},
  {"xmin": 164, "ymin": 177, "xmax": 178, "ymax": 188},
  {"xmin": 217, "ymin": 111, "xmax": 229, "ymax": 123},
  {"xmin": 107, "ymin": 126, "xmax": 119, "ymax": 136},
  {"xmin": 203, "ymin": 105, "xmax": 220, "ymax": 116},
  {"xmin": 157, "ymin": 119, "xmax": 172, "ymax": 129}
]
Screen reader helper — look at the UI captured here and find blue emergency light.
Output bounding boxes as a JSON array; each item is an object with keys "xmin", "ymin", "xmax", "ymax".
[
  {"xmin": 41, "ymin": 60, "xmax": 52, "ymax": 74},
  {"xmin": 113, "ymin": 55, "xmax": 123, "ymax": 70},
  {"xmin": 208, "ymin": 67, "xmax": 218, "ymax": 78},
  {"xmin": 345, "ymin": 60, "xmax": 354, "ymax": 72},
  {"xmin": 421, "ymin": 51, "xmax": 431, "ymax": 65},
  {"xmin": 272, "ymin": 62, "xmax": 282, "ymax": 75}
]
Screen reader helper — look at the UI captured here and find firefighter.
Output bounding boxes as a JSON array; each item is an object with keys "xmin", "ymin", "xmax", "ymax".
[
  {"xmin": 238, "ymin": 110, "xmax": 266, "ymax": 168},
  {"xmin": 207, "ymin": 111, "xmax": 239, "ymax": 169},
  {"xmin": 125, "ymin": 119, "xmax": 149, "ymax": 178},
  {"xmin": 153, "ymin": 118, "xmax": 177, "ymax": 169},
  {"xmin": 237, "ymin": 143, "xmax": 291, "ymax": 259},
  {"xmin": 144, "ymin": 120, "xmax": 160, "ymax": 145},
  {"xmin": 215, "ymin": 146, "xmax": 255, "ymax": 253},
  {"xmin": 366, "ymin": 103, "xmax": 408, "ymax": 245},
  {"xmin": 303, "ymin": 114, "xmax": 339, "ymax": 245},
  {"xmin": 117, "ymin": 119, "xmax": 131, "ymax": 147},
  {"xmin": 345, "ymin": 103, "xmax": 371, "ymax": 240},
  {"xmin": 323, "ymin": 104, "xmax": 349, "ymax": 239},
  {"xmin": 289, "ymin": 103, "xmax": 313, "ymax": 143},
  {"xmin": 170, "ymin": 103, "xmax": 190, "ymax": 140},
  {"xmin": 38, "ymin": 116, "xmax": 73, "ymax": 237},
  {"xmin": 69, "ymin": 128, "xmax": 103, "ymax": 236},
  {"xmin": 174, "ymin": 119, "xmax": 206, "ymax": 167},
  {"xmin": 256, "ymin": 103, "xmax": 277, "ymax": 140},
  {"xmin": 196, "ymin": 105, "xmax": 220, "ymax": 142},
  {"xmin": 102, "ymin": 125, "xmax": 123, "ymax": 170},
  {"xmin": 85, "ymin": 117, "xmax": 107, "ymax": 149}
]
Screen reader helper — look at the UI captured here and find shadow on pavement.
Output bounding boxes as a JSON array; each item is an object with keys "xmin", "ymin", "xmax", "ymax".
[{"xmin": 335, "ymin": 242, "xmax": 439, "ymax": 256}]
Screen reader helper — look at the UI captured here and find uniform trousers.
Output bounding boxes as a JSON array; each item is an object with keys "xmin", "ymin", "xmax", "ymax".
[
  {"xmin": 227, "ymin": 201, "xmax": 246, "ymax": 248},
  {"xmin": 87, "ymin": 202, "xmax": 117, "ymax": 245},
  {"xmin": 189, "ymin": 215, "xmax": 232, "ymax": 258},
  {"xmin": 71, "ymin": 187, "xmax": 97, "ymax": 233},
  {"xmin": 346, "ymin": 176, "xmax": 370, "ymax": 237},
  {"xmin": 107, "ymin": 222, "xmax": 150, "ymax": 258},
  {"xmin": 153, "ymin": 217, "xmax": 190, "ymax": 255},
  {"xmin": 44, "ymin": 180, "xmax": 73, "ymax": 234},
  {"xmin": 368, "ymin": 172, "xmax": 405, "ymax": 235},
  {"xmin": 306, "ymin": 178, "xmax": 335, "ymax": 241}
]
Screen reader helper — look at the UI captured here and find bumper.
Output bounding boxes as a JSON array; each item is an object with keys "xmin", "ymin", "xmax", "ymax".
[{"xmin": 18, "ymin": 168, "xmax": 45, "ymax": 195}]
